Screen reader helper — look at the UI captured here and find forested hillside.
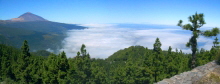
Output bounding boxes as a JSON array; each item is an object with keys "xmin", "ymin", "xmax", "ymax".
[{"xmin": 0, "ymin": 38, "xmax": 219, "ymax": 84}]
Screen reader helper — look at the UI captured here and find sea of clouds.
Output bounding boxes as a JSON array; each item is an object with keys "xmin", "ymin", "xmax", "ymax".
[{"xmin": 59, "ymin": 24, "xmax": 214, "ymax": 58}]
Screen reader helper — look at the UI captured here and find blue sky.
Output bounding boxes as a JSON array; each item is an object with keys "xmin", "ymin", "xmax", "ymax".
[{"xmin": 0, "ymin": 0, "xmax": 220, "ymax": 27}]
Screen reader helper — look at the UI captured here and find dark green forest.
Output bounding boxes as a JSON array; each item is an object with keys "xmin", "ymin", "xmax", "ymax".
[
  {"xmin": 1, "ymin": 13, "xmax": 220, "ymax": 84},
  {"xmin": 0, "ymin": 38, "xmax": 219, "ymax": 84}
]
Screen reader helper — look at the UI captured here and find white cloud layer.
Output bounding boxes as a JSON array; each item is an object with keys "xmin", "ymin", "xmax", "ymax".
[{"xmin": 60, "ymin": 24, "xmax": 214, "ymax": 58}]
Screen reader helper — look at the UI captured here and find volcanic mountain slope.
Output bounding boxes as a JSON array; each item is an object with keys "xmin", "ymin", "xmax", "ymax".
[
  {"xmin": 11, "ymin": 12, "xmax": 47, "ymax": 22},
  {"xmin": 0, "ymin": 12, "xmax": 86, "ymax": 51}
]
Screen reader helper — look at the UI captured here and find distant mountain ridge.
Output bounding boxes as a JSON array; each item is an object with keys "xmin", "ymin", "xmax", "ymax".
[{"xmin": 11, "ymin": 12, "xmax": 47, "ymax": 22}]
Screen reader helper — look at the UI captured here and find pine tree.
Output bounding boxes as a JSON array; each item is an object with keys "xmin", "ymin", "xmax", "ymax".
[
  {"xmin": 0, "ymin": 45, "xmax": 17, "ymax": 81},
  {"xmin": 15, "ymin": 40, "xmax": 32, "ymax": 83},
  {"xmin": 57, "ymin": 51, "xmax": 69, "ymax": 83},
  {"xmin": 177, "ymin": 12, "xmax": 220, "ymax": 68},
  {"xmin": 81, "ymin": 44, "xmax": 87, "ymax": 56},
  {"xmin": 27, "ymin": 56, "xmax": 44, "ymax": 83},
  {"xmin": 73, "ymin": 44, "xmax": 91, "ymax": 83},
  {"xmin": 90, "ymin": 61, "xmax": 107, "ymax": 84},
  {"xmin": 42, "ymin": 53, "xmax": 59, "ymax": 84},
  {"xmin": 153, "ymin": 38, "xmax": 162, "ymax": 54},
  {"xmin": 168, "ymin": 46, "xmax": 172, "ymax": 54},
  {"xmin": 153, "ymin": 38, "xmax": 163, "ymax": 82},
  {"xmin": 21, "ymin": 40, "xmax": 31, "ymax": 60},
  {"xmin": 166, "ymin": 46, "xmax": 174, "ymax": 77},
  {"xmin": 213, "ymin": 37, "xmax": 219, "ymax": 49}
]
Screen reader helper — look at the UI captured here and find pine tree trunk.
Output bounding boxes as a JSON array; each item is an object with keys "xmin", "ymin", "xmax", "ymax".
[
  {"xmin": 192, "ymin": 51, "xmax": 196, "ymax": 69},
  {"xmin": 191, "ymin": 37, "xmax": 197, "ymax": 69}
]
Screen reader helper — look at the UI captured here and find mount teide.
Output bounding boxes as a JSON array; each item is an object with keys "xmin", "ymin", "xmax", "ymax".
[
  {"xmin": 0, "ymin": 12, "xmax": 86, "ymax": 33},
  {"xmin": 11, "ymin": 12, "xmax": 47, "ymax": 22}
]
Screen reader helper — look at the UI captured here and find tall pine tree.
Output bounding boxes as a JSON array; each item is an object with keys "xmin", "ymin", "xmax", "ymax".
[
  {"xmin": 73, "ymin": 44, "xmax": 91, "ymax": 83},
  {"xmin": 177, "ymin": 12, "xmax": 219, "ymax": 68},
  {"xmin": 15, "ymin": 40, "xmax": 31, "ymax": 83},
  {"xmin": 153, "ymin": 38, "xmax": 164, "ymax": 82}
]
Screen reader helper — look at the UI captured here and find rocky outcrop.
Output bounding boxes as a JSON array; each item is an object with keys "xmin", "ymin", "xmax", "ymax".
[{"xmin": 157, "ymin": 61, "xmax": 220, "ymax": 84}]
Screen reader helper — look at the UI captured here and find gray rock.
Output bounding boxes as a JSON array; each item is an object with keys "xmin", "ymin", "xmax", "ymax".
[
  {"xmin": 157, "ymin": 81, "xmax": 169, "ymax": 84},
  {"xmin": 156, "ymin": 61, "xmax": 219, "ymax": 84},
  {"xmin": 170, "ymin": 77, "xmax": 176, "ymax": 81},
  {"xmin": 174, "ymin": 75, "xmax": 182, "ymax": 80},
  {"xmin": 208, "ymin": 67, "xmax": 215, "ymax": 71},
  {"xmin": 183, "ymin": 80, "xmax": 192, "ymax": 84},
  {"xmin": 163, "ymin": 79, "xmax": 174, "ymax": 84},
  {"xmin": 197, "ymin": 72, "xmax": 203, "ymax": 78},
  {"xmin": 174, "ymin": 80, "xmax": 182, "ymax": 84}
]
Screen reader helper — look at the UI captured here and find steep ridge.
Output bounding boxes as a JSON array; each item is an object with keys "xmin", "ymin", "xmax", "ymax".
[{"xmin": 157, "ymin": 61, "xmax": 220, "ymax": 84}]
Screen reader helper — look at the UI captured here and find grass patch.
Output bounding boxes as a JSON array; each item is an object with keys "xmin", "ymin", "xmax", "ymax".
[
  {"xmin": 198, "ymin": 73, "xmax": 220, "ymax": 84},
  {"xmin": 210, "ymin": 73, "xmax": 220, "ymax": 82}
]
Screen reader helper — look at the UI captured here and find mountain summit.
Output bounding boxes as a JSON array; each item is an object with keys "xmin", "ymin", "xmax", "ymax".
[{"xmin": 11, "ymin": 12, "xmax": 47, "ymax": 22}]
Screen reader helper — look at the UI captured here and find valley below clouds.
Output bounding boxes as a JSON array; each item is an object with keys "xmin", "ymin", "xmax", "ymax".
[{"xmin": 60, "ymin": 24, "xmax": 214, "ymax": 58}]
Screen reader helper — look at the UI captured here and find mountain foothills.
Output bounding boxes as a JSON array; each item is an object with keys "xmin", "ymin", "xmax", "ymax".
[
  {"xmin": 0, "ymin": 12, "xmax": 86, "ymax": 51},
  {"xmin": 0, "ymin": 13, "xmax": 220, "ymax": 84}
]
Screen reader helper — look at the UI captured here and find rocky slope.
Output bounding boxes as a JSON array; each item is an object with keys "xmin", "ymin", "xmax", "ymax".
[{"xmin": 157, "ymin": 61, "xmax": 220, "ymax": 84}]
